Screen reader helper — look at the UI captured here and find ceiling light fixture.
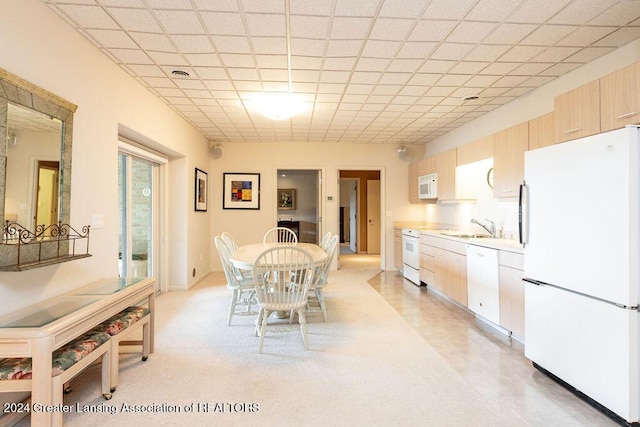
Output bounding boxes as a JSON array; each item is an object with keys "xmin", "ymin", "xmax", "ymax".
[{"xmin": 248, "ymin": 0, "xmax": 309, "ymax": 121}]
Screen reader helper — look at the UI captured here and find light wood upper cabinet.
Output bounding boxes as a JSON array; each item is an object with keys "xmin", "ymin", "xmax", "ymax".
[
  {"xmin": 554, "ymin": 80, "xmax": 600, "ymax": 143},
  {"xmin": 528, "ymin": 112, "xmax": 555, "ymax": 151},
  {"xmin": 457, "ymin": 135, "xmax": 493, "ymax": 165},
  {"xmin": 418, "ymin": 156, "xmax": 437, "ymax": 175},
  {"xmin": 493, "ymin": 122, "xmax": 528, "ymax": 198},
  {"xmin": 436, "ymin": 149, "xmax": 456, "ymax": 201},
  {"xmin": 600, "ymin": 62, "xmax": 640, "ymax": 132},
  {"xmin": 408, "ymin": 161, "xmax": 420, "ymax": 203}
]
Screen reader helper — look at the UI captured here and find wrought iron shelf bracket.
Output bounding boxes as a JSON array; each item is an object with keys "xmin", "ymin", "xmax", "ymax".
[{"xmin": 0, "ymin": 221, "xmax": 91, "ymax": 271}]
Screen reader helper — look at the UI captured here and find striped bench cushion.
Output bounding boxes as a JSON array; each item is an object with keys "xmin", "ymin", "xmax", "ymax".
[
  {"xmin": 95, "ymin": 306, "xmax": 149, "ymax": 336},
  {"xmin": 0, "ymin": 329, "xmax": 110, "ymax": 380}
]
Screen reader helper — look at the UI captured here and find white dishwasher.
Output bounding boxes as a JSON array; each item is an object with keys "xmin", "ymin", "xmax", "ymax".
[{"xmin": 466, "ymin": 244, "xmax": 500, "ymax": 325}]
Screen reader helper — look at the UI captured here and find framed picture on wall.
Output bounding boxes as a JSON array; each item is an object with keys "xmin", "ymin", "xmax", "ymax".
[
  {"xmin": 195, "ymin": 168, "xmax": 208, "ymax": 212},
  {"xmin": 223, "ymin": 172, "xmax": 260, "ymax": 209},
  {"xmin": 277, "ymin": 188, "xmax": 296, "ymax": 210}
]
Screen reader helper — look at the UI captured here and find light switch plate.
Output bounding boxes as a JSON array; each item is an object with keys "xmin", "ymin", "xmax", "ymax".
[{"xmin": 91, "ymin": 214, "xmax": 104, "ymax": 229}]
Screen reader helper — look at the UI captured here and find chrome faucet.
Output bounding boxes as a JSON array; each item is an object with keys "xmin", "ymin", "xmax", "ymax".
[{"xmin": 471, "ymin": 218, "xmax": 496, "ymax": 237}]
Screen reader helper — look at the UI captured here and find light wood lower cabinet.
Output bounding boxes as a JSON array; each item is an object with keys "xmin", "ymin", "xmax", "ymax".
[
  {"xmin": 498, "ymin": 250, "xmax": 525, "ymax": 340},
  {"xmin": 419, "ymin": 234, "xmax": 467, "ymax": 307},
  {"xmin": 394, "ymin": 228, "xmax": 403, "ymax": 270}
]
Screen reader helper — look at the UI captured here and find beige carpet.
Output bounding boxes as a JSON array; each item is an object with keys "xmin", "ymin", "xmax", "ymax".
[{"xmin": 17, "ymin": 264, "xmax": 525, "ymax": 426}]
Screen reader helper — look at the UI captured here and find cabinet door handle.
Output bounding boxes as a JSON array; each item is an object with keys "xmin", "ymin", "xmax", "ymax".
[
  {"xmin": 564, "ymin": 127, "xmax": 582, "ymax": 134},
  {"xmin": 616, "ymin": 112, "xmax": 639, "ymax": 120}
]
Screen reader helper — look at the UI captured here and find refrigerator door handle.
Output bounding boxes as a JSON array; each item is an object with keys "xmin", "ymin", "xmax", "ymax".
[{"xmin": 519, "ymin": 181, "xmax": 529, "ymax": 246}]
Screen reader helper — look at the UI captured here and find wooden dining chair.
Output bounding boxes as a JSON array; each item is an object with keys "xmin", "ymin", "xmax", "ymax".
[
  {"xmin": 252, "ymin": 246, "xmax": 314, "ymax": 352},
  {"xmin": 262, "ymin": 227, "xmax": 298, "ymax": 244},
  {"xmin": 214, "ymin": 236, "xmax": 256, "ymax": 326},
  {"xmin": 308, "ymin": 235, "xmax": 338, "ymax": 321}
]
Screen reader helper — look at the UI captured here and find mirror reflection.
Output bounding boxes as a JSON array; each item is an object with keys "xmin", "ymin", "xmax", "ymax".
[{"xmin": 5, "ymin": 103, "xmax": 63, "ymax": 231}]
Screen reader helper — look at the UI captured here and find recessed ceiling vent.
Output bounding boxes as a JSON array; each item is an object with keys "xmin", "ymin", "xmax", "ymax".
[
  {"xmin": 171, "ymin": 70, "xmax": 190, "ymax": 78},
  {"xmin": 462, "ymin": 95, "xmax": 479, "ymax": 103}
]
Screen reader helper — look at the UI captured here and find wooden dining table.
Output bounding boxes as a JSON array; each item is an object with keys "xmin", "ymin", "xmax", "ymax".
[{"xmin": 229, "ymin": 242, "xmax": 328, "ymax": 270}]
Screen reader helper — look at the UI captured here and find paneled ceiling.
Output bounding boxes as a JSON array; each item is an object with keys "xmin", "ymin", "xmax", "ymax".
[{"xmin": 42, "ymin": 0, "xmax": 640, "ymax": 145}]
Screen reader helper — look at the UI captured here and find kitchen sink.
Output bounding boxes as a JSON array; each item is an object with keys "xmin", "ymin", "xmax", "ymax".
[{"xmin": 439, "ymin": 231, "xmax": 492, "ymax": 239}]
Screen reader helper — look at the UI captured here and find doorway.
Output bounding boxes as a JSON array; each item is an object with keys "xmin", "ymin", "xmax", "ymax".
[
  {"xmin": 276, "ymin": 169, "xmax": 322, "ymax": 243},
  {"xmin": 118, "ymin": 142, "xmax": 166, "ymax": 292},
  {"xmin": 338, "ymin": 170, "xmax": 382, "ymax": 265},
  {"xmin": 34, "ymin": 160, "xmax": 59, "ymax": 229}
]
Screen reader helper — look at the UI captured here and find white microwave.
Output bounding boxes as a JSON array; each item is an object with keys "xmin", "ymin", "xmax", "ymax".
[{"xmin": 418, "ymin": 173, "xmax": 438, "ymax": 200}]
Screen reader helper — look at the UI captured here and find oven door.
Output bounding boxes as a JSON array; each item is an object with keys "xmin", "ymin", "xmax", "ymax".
[{"xmin": 402, "ymin": 235, "xmax": 421, "ymax": 285}]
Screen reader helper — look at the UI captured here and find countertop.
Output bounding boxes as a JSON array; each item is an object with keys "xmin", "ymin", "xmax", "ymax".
[{"xmin": 395, "ymin": 224, "xmax": 524, "ymax": 254}]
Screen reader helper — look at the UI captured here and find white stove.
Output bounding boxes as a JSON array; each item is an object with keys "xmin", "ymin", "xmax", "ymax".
[{"xmin": 401, "ymin": 228, "xmax": 421, "ymax": 285}]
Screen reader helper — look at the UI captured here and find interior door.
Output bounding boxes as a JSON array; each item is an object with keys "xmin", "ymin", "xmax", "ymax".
[
  {"xmin": 366, "ymin": 179, "xmax": 380, "ymax": 254},
  {"xmin": 34, "ymin": 160, "xmax": 59, "ymax": 228}
]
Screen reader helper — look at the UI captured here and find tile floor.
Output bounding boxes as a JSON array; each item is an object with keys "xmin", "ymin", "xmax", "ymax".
[{"xmin": 347, "ymin": 254, "xmax": 620, "ymax": 427}]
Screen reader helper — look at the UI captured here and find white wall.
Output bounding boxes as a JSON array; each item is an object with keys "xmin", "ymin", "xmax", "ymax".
[
  {"xmin": 210, "ymin": 142, "xmax": 422, "ymax": 271},
  {"xmin": 422, "ymin": 39, "xmax": 640, "ymax": 235},
  {"xmin": 0, "ymin": 0, "xmax": 210, "ymax": 316}
]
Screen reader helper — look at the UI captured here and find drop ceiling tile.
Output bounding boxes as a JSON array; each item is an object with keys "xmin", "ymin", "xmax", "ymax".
[
  {"xmin": 539, "ymin": 62, "xmax": 582, "ymax": 76},
  {"xmin": 370, "ymin": 18, "xmax": 415, "ymax": 41},
  {"xmin": 219, "ymin": 53, "xmax": 254, "ymax": 67},
  {"xmin": 422, "ymin": 0, "xmax": 477, "ymax": 20},
  {"xmin": 291, "ymin": 38, "xmax": 326, "ymax": 56},
  {"xmin": 511, "ymin": 62, "xmax": 553, "ymax": 75},
  {"xmin": 255, "ymin": 54, "xmax": 287, "ymax": 69},
  {"xmin": 356, "ymin": 58, "xmax": 391, "ymax": 72},
  {"xmin": 107, "ymin": 7, "xmax": 161, "ymax": 32},
  {"xmin": 334, "ymin": 0, "xmax": 379, "ymax": 17},
  {"xmin": 395, "ymin": 41, "xmax": 435, "ymax": 59},
  {"xmin": 324, "ymin": 57, "xmax": 358, "ymax": 71},
  {"xmin": 549, "ymin": 0, "xmax": 617, "ymax": 25},
  {"xmin": 507, "ymin": 0, "xmax": 572, "ymax": 24},
  {"xmin": 54, "ymin": 4, "xmax": 117, "ymax": 29},
  {"xmin": 201, "ymin": 11, "xmax": 246, "ymax": 36},
  {"xmin": 378, "ymin": 73, "xmax": 412, "ymax": 85},
  {"xmin": 291, "ymin": 56, "xmax": 323, "ymax": 70},
  {"xmin": 290, "ymin": 1, "xmax": 333, "ymax": 16},
  {"xmin": 380, "ymin": 0, "xmax": 430, "ymax": 17},
  {"xmin": 185, "ymin": 54, "xmax": 222, "ymax": 67},
  {"xmin": 594, "ymin": 27, "xmax": 640, "ymax": 47},
  {"xmin": 252, "ymin": 37, "xmax": 286, "ymax": 54},
  {"xmin": 231, "ymin": 80, "xmax": 262, "ymax": 91},
  {"xmin": 147, "ymin": 51, "xmax": 188, "ymax": 65},
  {"xmin": 290, "ymin": 16, "xmax": 330, "ymax": 39},
  {"xmin": 438, "ymin": 74, "xmax": 471, "ymax": 86},
  {"xmin": 520, "ymin": 25, "xmax": 578, "ymax": 45},
  {"xmin": 465, "ymin": 76, "xmax": 500, "ymax": 88},
  {"xmin": 409, "ymin": 20, "xmax": 457, "ymax": 41},
  {"xmin": 331, "ymin": 17, "xmax": 373, "ymax": 38},
  {"xmin": 564, "ymin": 46, "xmax": 615, "ymax": 62},
  {"xmin": 531, "ymin": 46, "xmax": 580, "ymax": 63},
  {"xmin": 86, "ymin": 29, "xmax": 136, "ymax": 48},
  {"xmin": 408, "ymin": 73, "xmax": 443, "ymax": 86},
  {"xmin": 108, "ymin": 48, "xmax": 154, "ymax": 64},
  {"xmin": 492, "ymin": 75, "xmax": 530, "ymax": 87},
  {"xmin": 141, "ymin": 76, "xmax": 177, "ymax": 87},
  {"xmin": 449, "ymin": 61, "xmax": 489, "ymax": 74},
  {"xmin": 479, "ymin": 62, "xmax": 520, "ymax": 74},
  {"xmin": 100, "ymin": 0, "xmax": 146, "ymax": 6},
  {"xmin": 430, "ymin": 43, "xmax": 474, "ymax": 61},
  {"xmin": 227, "ymin": 67, "xmax": 260, "ymax": 81},
  {"xmin": 483, "ymin": 23, "xmax": 537, "ymax": 44},
  {"xmin": 558, "ymin": 26, "xmax": 617, "ymax": 47},
  {"xmin": 499, "ymin": 45, "xmax": 545, "ymax": 62},
  {"xmin": 246, "ymin": 13, "xmax": 285, "ymax": 37},
  {"xmin": 170, "ymin": 35, "xmax": 214, "ymax": 53},
  {"xmin": 590, "ymin": 1, "xmax": 640, "ymax": 25},
  {"xmin": 326, "ymin": 40, "xmax": 364, "ymax": 57},
  {"xmin": 467, "ymin": 0, "xmax": 521, "ymax": 21},
  {"xmin": 448, "ymin": 21, "xmax": 498, "ymax": 43},
  {"xmin": 387, "ymin": 59, "xmax": 423, "ymax": 72},
  {"xmin": 419, "ymin": 60, "xmax": 456, "ymax": 73},
  {"xmin": 521, "ymin": 75, "xmax": 556, "ymax": 87},
  {"xmin": 372, "ymin": 85, "xmax": 403, "ymax": 95},
  {"xmin": 464, "ymin": 44, "xmax": 510, "ymax": 62},
  {"xmin": 362, "ymin": 40, "xmax": 402, "ymax": 58},
  {"xmin": 130, "ymin": 32, "xmax": 176, "ymax": 51},
  {"xmin": 212, "ymin": 36, "xmax": 252, "ymax": 53},
  {"xmin": 126, "ymin": 64, "xmax": 166, "ymax": 77}
]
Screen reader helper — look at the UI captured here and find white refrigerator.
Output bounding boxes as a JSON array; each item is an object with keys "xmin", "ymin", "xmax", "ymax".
[{"xmin": 521, "ymin": 126, "xmax": 640, "ymax": 424}]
